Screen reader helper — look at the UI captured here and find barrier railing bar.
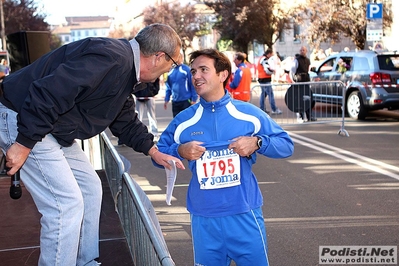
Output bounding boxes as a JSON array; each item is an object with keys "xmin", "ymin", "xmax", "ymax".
[
  {"xmin": 123, "ymin": 172, "xmax": 175, "ymax": 265},
  {"xmin": 98, "ymin": 131, "xmax": 175, "ymax": 266},
  {"xmin": 251, "ymin": 81, "xmax": 349, "ymax": 137}
]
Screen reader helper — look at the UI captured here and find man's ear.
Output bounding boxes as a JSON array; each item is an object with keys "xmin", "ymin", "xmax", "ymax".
[
  {"xmin": 153, "ymin": 53, "xmax": 162, "ymax": 67},
  {"xmin": 220, "ymin": 70, "xmax": 229, "ymax": 83}
]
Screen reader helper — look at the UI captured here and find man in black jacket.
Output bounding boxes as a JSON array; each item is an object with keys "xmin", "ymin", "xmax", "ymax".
[
  {"xmin": 0, "ymin": 23, "xmax": 184, "ymax": 266},
  {"xmin": 289, "ymin": 46, "xmax": 317, "ymax": 122}
]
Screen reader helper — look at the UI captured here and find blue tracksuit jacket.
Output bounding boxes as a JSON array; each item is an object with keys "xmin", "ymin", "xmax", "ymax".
[
  {"xmin": 165, "ymin": 64, "xmax": 198, "ymax": 103},
  {"xmin": 157, "ymin": 91, "xmax": 294, "ymax": 217}
]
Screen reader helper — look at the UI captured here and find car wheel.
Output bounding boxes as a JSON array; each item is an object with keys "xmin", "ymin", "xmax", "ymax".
[{"xmin": 346, "ymin": 91, "xmax": 366, "ymax": 120}]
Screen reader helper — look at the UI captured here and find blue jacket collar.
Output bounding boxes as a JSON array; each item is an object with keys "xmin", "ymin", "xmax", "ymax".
[{"xmin": 199, "ymin": 89, "xmax": 231, "ymax": 111}]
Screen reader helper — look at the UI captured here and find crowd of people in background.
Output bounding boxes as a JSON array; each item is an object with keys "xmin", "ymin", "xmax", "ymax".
[{"xmin": 141, "ymin": 45, "xmax": 327, "ymax": 128}]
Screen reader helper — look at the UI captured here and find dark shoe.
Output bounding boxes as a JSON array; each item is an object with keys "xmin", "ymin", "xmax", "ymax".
[{"xmin": 308, "ymin": 117, "xmax": 317, "ymax": 121}]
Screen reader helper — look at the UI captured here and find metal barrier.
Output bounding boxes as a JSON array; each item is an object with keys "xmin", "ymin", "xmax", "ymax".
[
  {"xmin": 99, "ymin": 131, "xmax": 175, "ymax": 266},
  {"xmin": 251, "ymin": 81, "xmax": 349, "ymax": 136}
]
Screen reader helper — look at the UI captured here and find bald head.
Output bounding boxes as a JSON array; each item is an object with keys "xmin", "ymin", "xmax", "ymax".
[{"xmin": 300, "ymin": 46, "xmax": 307, "ymax": 56}]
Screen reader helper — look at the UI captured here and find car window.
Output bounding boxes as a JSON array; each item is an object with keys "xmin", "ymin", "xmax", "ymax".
[
  {"xmin": 335, "ymin": 57, "xmax": 352, "ymax": 73},
  {"xmin": 319, "ymin": 58, "xmax": 336, "ymax": 73},
  {"xmin": 352, "ymin": 57, "xmax": 369, "ymax": 71},
  {"xmin": 378, "ymin": 55, "xmax": 399, "ymax": 70}
]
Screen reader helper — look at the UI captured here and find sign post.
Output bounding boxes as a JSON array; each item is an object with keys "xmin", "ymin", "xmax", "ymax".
[{"xmin": 366, "ymin": 3, "xmax": 383, "ymax": 42}]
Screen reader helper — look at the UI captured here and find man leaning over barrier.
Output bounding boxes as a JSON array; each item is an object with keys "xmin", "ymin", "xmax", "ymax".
[{"xmin": 0, "ymin": 23, "xmax": 185, "ymax": 266}]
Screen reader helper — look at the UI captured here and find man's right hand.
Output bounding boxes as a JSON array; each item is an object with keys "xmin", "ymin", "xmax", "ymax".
[
  {"xmin": 5, "ymin": 142, "xmax": 31, "ymax": 175},
  {"xmin": 149, "ymin": 146, "xmax": 185, "ymax": 170},
  {"xmin": 177, "ymin": 141, "xmax": 206, "ymax": 161}
]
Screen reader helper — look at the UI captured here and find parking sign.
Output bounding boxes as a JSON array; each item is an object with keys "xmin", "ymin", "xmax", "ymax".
[{"xmin": 367, "ymin": 3, "xmax": 383, "ymax": 19}]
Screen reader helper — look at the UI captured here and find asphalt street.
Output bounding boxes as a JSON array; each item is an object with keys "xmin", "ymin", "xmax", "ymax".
[{"xmin": 113, "ymin": 90, "xmax": 399, "ymax": 266}]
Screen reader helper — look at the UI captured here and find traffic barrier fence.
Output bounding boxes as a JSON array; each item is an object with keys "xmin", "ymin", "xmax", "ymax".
[
  {"xmin": 98, "ymin": 131, "xmax": 175, "ymax": 266},
  {"xmin": 250, "ymin": 81, "xmax": 349, "ymax": 136}
]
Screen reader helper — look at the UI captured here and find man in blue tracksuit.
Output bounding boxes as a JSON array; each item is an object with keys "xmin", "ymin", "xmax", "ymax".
[
  {"xmin": 164, "ymin": 63, "xmax": 198, "ymax": 117},
  {"xmin": 155, "ymin": 49, "xmax": 294, "ymax": 265}
]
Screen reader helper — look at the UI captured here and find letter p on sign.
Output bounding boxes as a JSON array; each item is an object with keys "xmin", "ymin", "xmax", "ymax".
[{"xmin": 367, "ymin": 3, "xmax": 383, "ymax": 19}]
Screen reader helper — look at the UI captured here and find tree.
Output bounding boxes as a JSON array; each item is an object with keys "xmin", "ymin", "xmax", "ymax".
[
  {"xmin": 302, "ymin": 0, "xmax": 393, "ymax": 49},
  {"xmin": 204, "ymin": 0, "xmax": 295, "ymax": 53},
  {"xmin": 2, "ymin": 0, "xmax": 48, "ymax": 35},
  {"xmin": 1, "ymin": 0, "xmax": 63, "ymax": 50},
  {"xmin": 49, "ymin": 34, "xmax": 62, "ymax": 50},
  {"xmin": 142, "ymin": 2, "xmax": 200, "ymax": 63}
]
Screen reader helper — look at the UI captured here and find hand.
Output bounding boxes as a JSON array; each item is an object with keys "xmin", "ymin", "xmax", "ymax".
[
  {"xmin": 5, "ymin": 142, "xmax": 31, "ymax": 175},
  {"xmin": 149, "ymin": 146, "xmax": 185, "ymax": 170},
  {"xmin": 228, "ymin": 136, "xmax": 258, "ymax": 157},
  {"xmin": 164, "ymin": 102, "xmax": 168, "ymax": 110},
  {"xmin": 178, "ymin": 141, "xmax": 206, "ymax": 161}
]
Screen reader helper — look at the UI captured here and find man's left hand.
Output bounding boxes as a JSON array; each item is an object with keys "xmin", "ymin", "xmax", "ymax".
[{"xmin": 228, "ymin": 136, "xmax": 258, "ymax": 157}]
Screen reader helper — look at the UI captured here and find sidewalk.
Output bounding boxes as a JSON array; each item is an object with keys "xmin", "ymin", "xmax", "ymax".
[{"xmin": 0, "ymin": 166, "xmax": 133, "ymax": 266}]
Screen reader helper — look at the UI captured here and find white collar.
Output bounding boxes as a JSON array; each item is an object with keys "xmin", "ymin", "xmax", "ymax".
[{"xmin": 129, "ymin": 38, "xmax": 140, "ymax": 81}]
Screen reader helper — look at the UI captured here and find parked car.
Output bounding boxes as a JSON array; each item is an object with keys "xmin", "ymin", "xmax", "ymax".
[{"xmin": 309, "ymin": 50, "xmax": 399, "ymax": 119}]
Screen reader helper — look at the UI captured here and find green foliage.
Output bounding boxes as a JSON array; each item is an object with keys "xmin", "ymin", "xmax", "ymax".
[
  {"xmin": 50, "ymin": 34, "xmax": 62, "ymax": 50},
  {"xmin": 217, "ymin": 39, "xmax": 233, "ymax": 51},
  {"xmin": 196, "ymin": 22, "xmax": 212, "ymax": 37}
]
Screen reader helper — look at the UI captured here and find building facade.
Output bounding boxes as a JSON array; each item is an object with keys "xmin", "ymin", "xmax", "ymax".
[{"xmin": 51, "ymin": 16, "xmax": 113, "ymax": 45}]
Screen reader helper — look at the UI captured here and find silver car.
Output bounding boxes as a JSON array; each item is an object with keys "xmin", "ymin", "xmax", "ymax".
[{"xmin": 309, "ymin": 50, "xmax": 399, "ymax": 119}]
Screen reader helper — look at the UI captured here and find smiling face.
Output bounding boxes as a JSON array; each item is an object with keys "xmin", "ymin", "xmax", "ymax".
[{"xmin": 190, "ymin": 55, "xmax": 228, "ymax": 102}]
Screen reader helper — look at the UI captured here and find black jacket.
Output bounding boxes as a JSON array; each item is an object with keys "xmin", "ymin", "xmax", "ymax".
[
  {"xmin": 0, "ymin": 37, "xmax": 154, "ymax": 154},
  {"xmin": 295, "ymin": 55, "xmax": 311, "ymax": 82}
]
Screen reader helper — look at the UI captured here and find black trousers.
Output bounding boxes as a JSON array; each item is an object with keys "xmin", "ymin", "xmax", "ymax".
[{"xmin": 172, "ymin": 100, "xmax": 191, "ymax": 117}]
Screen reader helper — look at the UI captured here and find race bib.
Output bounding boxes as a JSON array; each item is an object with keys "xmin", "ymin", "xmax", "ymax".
[{"xmin": 196, "ymin": 148, "xmax": 241, "ymax": 190}]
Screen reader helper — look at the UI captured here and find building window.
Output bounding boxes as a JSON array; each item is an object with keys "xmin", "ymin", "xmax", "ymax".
[
  {"xmin": 293, "ymin": 23, "xmax": 300, "ymax": 43},
  {"xmin": 65, "ymin": 36, "xmax": 70, "ymax": 42}
]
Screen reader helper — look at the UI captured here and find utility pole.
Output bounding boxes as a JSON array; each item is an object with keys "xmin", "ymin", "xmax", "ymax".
[{"xmin": 0, "ymin": 0, "xmax": 5, "ymax": 51}]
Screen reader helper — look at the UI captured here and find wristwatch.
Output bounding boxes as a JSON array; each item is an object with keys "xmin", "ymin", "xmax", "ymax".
[{"xmin": 256, "ymin": 136, "xmax": 262, "ymax": 150}]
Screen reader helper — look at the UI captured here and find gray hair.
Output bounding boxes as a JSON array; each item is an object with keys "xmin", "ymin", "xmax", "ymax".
[{"xmin": 135, "ymin": 24, "xmax": 182, "ymax": 57}]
